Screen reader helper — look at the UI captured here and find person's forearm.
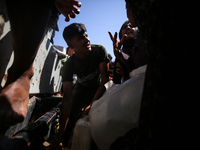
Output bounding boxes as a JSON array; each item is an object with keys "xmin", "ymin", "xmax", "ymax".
[
  {"xmin": 58, "ymin": 96, "xmax": 72, "ymax": 142},
  {"xmin": 90, "ymin": 76, "xmax": 109, "ymax": 105},
  {"xmin": 89, "ymin": 61, "xmax": 109, "ymax": 106},
  {"xmin": 92, "ymin": 84, "xmax": 106, "ymax": 103}
]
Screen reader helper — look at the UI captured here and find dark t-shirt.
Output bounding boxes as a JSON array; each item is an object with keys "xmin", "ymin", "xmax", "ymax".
[{"xmin": 61, "ymin": 44, "xmax": 108, "ymax": 88}]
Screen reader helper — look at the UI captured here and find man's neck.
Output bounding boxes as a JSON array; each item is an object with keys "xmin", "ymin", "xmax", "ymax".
[{"xmin": 75, "ymin": 52, "xmax": 90, "ymax": 60}]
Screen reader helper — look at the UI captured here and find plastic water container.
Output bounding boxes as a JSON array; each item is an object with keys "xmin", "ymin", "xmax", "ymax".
[{"xmin": 71, "ymin": 115, "xmax": 91, "ymax": 150}]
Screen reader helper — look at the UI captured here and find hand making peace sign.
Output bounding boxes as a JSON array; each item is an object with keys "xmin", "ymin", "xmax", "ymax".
[{"xmin": 108, "ymin": 31, "xmax": 127, "ymax": 63}]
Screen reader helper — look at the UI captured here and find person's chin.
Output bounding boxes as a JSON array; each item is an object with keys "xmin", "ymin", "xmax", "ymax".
[
  {"xmin": 87, "ymin": 46, "xmax": 92, "ymax": 51},
  {"xmin": 126, "ymin": 32, "xmax": 135, "ymax": 38}
]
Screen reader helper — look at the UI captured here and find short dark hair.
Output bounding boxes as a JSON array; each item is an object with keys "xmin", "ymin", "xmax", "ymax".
[{"xmin": 63, "ymin": 23, "xmax": 87, "ymax": 42}]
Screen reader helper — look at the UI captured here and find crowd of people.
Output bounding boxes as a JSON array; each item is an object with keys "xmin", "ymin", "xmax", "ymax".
[
  {"xmin": 0, "ymin": 0, "xmax": 147, "ymax": 149},
  {"xmin": 1, "ymin": 0, "xmax": 194, "ymax": 149},
  {"xmin": 57, "ymin": 1, "xmax": 148, "ymax": 147}
]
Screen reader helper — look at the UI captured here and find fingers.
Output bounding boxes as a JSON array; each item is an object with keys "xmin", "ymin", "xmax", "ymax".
[
  {"xmin": 108, "ymin": 31, "xmax": 114, "ymax": 41},
  {"xmin": 116, "ymin": 68, "xmax": 121, "ymax": 74},
  {"xmin": 109, "ymin": 31, "xmax": 124, "ymax": 61},
  {"xmin": 68, "ymin": 5, "xmax": 80, "ymax": 19},
  {"xmin": 116, "ymin": 63, "xmax": 124, "ymax": 75},
  {"xmin": 72, "ymin": 0, "xmax": 82, "ymax": 8},
  {"xmin": 108, "ymin": 31, "xmax": 118, "ymax": 47},
  {"xmin": 73, "ymin": 5, "xmax": 81, "ymax": 14},
  {"xmin": 71, "ymin": 3, "xmax": 81, "ymax": 15},
  {"xmin": 108, "ymin": 31, "xmax": 119, "ymax": 52},
  {"xmin": 65, "ymin": 7, "xmax": 80, "ymax": 21},
  {"xmin": 65, "ymin": 13, "xmax": 75, "ymax": 22},
  {"xmin": 113, "ymin": 32, "xmax": 117, "ymax": 44},
  {"xmin": 64, "ymin": 14, "xmax": 69, "ymax": 21},
  {"xmin": 70, "ymin": 12, "xmax": 76, "ymax": 19},
  {"xmin": 55, "ymin": 0, "xmax": 81, "ymax": 22},
  {"xmin": 109, "ymin": 31, "xmax": 127, "ymax": 49},
  {"xmin": 116, "ymin": 62, "xmax": 121, "ymax": 68},
  {"xmin": 68, "ymin": 1, "xmax": 81, "ymax": 17},
  {"xmin": 70, "ymin": 1, "xmax": 81, "ymax": 20},
  {"xmin": 108, "ymin": 31, "xmax": 117, "ymax": 43}
]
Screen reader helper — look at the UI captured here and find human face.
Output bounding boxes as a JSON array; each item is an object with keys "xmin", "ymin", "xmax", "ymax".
[
  {"xmin": 68, "ymin": 32, "xmax": 91, "ymax": 58},
  {"xmin": 121, "ymin": 22, "xmax": 137, "ymax": 40}
]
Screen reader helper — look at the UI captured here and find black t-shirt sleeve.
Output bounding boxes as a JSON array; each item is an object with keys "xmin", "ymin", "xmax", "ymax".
[
  {"xmin": 96, "ymin": 45, "xmax": 109, "ymax": 63},
  {"xmin": 61, "ymin": 58, "xmax": 73, "ymax": 82}
]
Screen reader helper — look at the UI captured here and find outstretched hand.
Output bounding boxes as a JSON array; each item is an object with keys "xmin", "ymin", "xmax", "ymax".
[
  {"xmin": 108, "ymin": 31, "xmax": 127, "ymax": 63},
  {"xmin": 55, "ymin": 0, "xmax": 81, "ymax": 21}
]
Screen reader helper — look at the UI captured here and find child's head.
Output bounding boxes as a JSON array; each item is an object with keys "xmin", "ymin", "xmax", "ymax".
[
  {"xmin": 119, "ymin": 20, "xmax": 137, "ymax": 41},
  {"xmin": 63, "ymin": 23, "xmax": 87, "ymax": 42},
  {"xmin": 63, "ymin": 23, "xmax": 91, "ymax": 58}
]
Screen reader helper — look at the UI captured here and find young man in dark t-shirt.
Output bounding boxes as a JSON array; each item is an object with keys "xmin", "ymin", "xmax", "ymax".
[{"xmin": 58, "ymin": 23, "xmax": 109, "ymax": 147}]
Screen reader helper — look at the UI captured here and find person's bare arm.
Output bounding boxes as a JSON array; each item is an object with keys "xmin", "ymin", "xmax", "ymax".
[
  {"xmin": 82, "ymin": 61, "xmax": 109, "ymax": 116},
  {"xmin": 58, "ymin": 81, "xmax": 73, "ymax": 145},
  {"xmin": 92, "ymin": 61, "xmax": 109, "ymax": 101}
]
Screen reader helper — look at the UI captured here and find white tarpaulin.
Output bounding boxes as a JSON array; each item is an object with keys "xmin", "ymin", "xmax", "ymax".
[{"xmin": 89, "ymin": 65, "xmax": 147, "ymax": 150}]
